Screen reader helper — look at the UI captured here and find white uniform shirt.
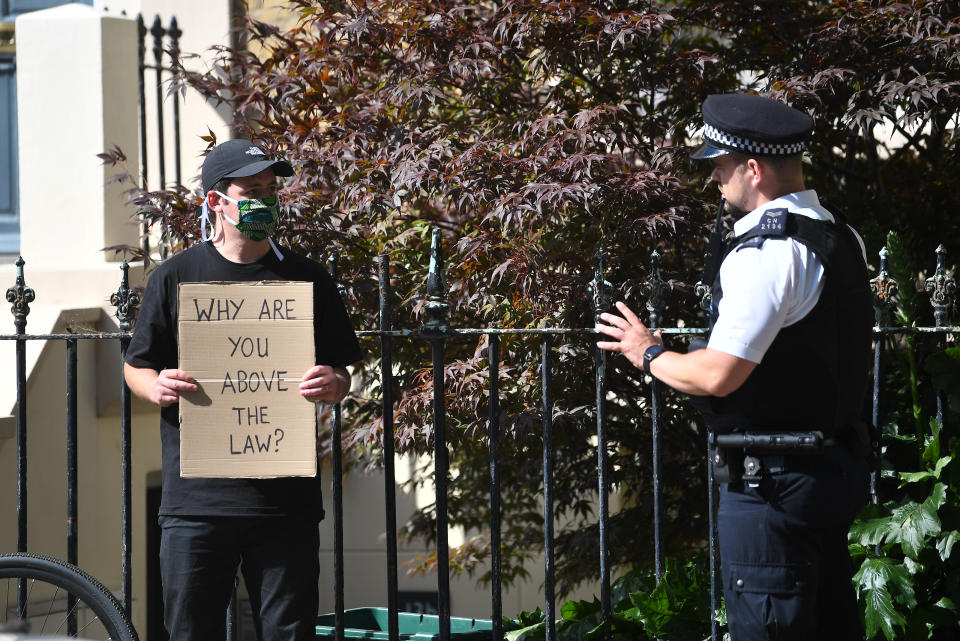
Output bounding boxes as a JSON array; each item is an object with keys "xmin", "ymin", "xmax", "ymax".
[{"xmin": 707, "ymin": 190, "xmax": 866, "ymax": 364}]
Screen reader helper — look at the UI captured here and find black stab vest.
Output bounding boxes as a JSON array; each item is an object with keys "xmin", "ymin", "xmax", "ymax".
[{"xmin": 693, "ymin": 207, "xmax": 873, "ymax": 435}]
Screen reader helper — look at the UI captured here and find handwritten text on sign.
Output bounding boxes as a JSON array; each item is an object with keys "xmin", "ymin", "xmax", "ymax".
[{"xmin": 178, "ymin": 281, "xmax": 316, "ymax": 478}]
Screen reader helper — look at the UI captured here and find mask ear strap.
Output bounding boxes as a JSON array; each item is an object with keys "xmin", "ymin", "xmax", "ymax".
[
  {"xmin": 202, "ymin": 192, "xmax": 241, "ymax": 239},
  {"xmin": 200, "ymin": 198, "xmax": 215, "ymax": 241},
  {"xmin": 267, "ymin": 237, "xmax": 285, "ymax": 262}
]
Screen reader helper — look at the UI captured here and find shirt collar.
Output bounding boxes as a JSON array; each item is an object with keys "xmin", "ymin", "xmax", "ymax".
[{"xmin": 733, "ymin": 189, "xmax": 832, "ymax": 236}]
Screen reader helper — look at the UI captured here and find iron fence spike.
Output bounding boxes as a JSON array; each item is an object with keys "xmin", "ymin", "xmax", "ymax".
[
  {"xmin": 925, "ymin": 244, "xmax": 954, "ymax": 327},
  {"xmin": 424, "ymin": 228, "xmax": 449, "ymax": 337},
  {"xmin": 110, "ymin": 261, "xmax": 140, "ymax": 332},
  {"xmin": 870, "ymin": 246, "xmax": 898, "ymax": 326},
  {"xmin": 642, "ymin": 249, "xmax": 672, "ymax": 328},
  {"xmin": 6, "ymin": 257, "xmax": 35, "ymax": 334},
  {"xmin": 695, "ymin": 280, "xmax": 712, "ymax": 314},
  {"xmin": 168, "ymin": 16, "xmax": 182, "ymax": 40},
  {"xmin": 592, "ymin": 250, "xmax": 609, "ymax": 323}
]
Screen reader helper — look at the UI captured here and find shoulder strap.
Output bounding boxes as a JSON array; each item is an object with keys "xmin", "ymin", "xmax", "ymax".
[
  {"xmin": 700, "ymin": 200, "xmax": 727, "ymax": 289},
  {"xmin": 726, "ymin": 209, "xmax": 838, "ymax": 270}
]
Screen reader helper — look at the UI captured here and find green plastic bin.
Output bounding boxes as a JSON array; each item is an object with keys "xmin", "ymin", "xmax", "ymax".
[{"xmin": 315, "ymin": 607, "xmax": 492, "ymax": 640}]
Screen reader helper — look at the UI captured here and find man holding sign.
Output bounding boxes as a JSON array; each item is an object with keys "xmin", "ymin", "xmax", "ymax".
[{"xmin": 124, "ymin": 139, "xmax": 362, "ymax": 641}]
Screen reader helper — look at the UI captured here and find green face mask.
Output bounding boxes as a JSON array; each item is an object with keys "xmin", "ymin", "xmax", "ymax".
[{"xmin": 215, "ymin": 192, "xmax": 280, "ymax": 241}]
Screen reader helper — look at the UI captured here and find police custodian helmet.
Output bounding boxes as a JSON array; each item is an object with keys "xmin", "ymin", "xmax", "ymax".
[{"xmin": 691, "ymin": 93, "xmax": 814, "ymax": 160}]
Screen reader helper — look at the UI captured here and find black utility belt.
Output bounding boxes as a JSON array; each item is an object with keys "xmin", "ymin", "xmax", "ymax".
[
  {"xmin": 709, "ymin": 431, "xmax": 838, "ymax": 485},
  {"xmin": 712, "ymin": 430, "xmax": 839, "ymax": 451}
]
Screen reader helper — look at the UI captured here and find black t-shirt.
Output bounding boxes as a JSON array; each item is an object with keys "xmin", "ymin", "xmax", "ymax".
[{"xmin": 125, "ymin": 241, "xmax": 363, "ymax": 520}]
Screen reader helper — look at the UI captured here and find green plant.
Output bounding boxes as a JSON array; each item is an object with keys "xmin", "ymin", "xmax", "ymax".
[
  {"xmin": 504, "ymin": 556, "xmax": 718, "ymax": 641},
  {"xmin": 848, "ymin": 233, "xmax": 960, "ymax": 640}
]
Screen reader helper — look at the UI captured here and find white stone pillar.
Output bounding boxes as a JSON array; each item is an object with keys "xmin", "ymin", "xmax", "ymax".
[{"xmin": 16, "ymin": 4, "xmax": 140, "ymax": 267}]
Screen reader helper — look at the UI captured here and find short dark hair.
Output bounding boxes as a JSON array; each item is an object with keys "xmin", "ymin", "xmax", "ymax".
[
  {"xmin": 729, "ymin": 152, "xmax": 803, "ymax": 175},
  {"xmin": 210, "ymin": 177, "xmax": 233, "ymax": 196},
  {"xmin": 758, "ymin": 154, "xmax": 803, "ymax": 173}
]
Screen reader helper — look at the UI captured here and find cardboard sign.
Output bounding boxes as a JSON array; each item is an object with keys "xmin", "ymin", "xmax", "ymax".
[{"xmin": 177, "ymin": 281, "xmax": 316, "ymax": 478}]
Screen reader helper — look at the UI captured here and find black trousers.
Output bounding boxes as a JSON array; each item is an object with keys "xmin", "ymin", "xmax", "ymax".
[
  {"xmin": 159, "ymin": 515, "xmax": 320, "ymax": 641},
  {"xmin": 718, "ymin": 446, "xmax": 870, "ymax": 641}
]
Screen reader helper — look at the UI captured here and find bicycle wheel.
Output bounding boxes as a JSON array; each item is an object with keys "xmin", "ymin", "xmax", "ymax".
[{"xmin": 0, "ymin": 552, "xmax": 138, "ymax": 641}]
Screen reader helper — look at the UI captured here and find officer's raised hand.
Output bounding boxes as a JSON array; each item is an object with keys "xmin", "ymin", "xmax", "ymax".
[
  {"xmin": 596, "ymin": 301, "xmax": 755, "ymax": 396},
  {"xmin": 595, "ymin": 301, "xmax": 663, "ymax": 370}
]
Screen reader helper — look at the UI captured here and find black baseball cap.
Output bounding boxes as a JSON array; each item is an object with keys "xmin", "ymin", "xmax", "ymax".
[
  {"xmin": 201, "ymin": 139, "xmax": 294, "ymax": 193},
  {"xmin": 691, "ymin": 94, "xmax": 814, "ymax": 159}
]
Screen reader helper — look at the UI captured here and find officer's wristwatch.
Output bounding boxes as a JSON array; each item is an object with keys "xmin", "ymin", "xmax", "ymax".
[{"xmin": 642, "ymin": 344, "xmax": 666, "ymax": 375}]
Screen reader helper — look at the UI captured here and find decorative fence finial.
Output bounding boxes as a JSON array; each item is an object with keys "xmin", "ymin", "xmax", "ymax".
[
  {"xmin": 695, "ymin": 279, "xmax": 712, "ymax": 314},
  {"xmin": 423, "ymin": 228, "xmax": 448, "ymax": 337},
  {"xmin": 150, "ymin": 15, "xmax": 166, "ymax": 63},
  {"xmin": 590, "ymin": 250, "xmax": 610, "ymax": 324},
  {"xmin": 111, "ymin": 261, "xmax": 140, "ymax": 332},
  {"xmin": 137, "ymin": 15, "xmax": 147, "ymax": 61},
  {"xmin": 642, "ymin": 250, "xmax": 672, "ymax": 329},
  {"xmin": 870, "ymin": 246, "xmax": 898, "ymax": 326},
  {"xmin": 168, "ymin": 16, "xmax": 182, "ymax": 44},
  {"xmin": 925, "ymin": 244, "xmax": 955, "ymax": 327},
  {"xmin": 6, "ymin": 257, "xmax": 35, "ymax": 334}
]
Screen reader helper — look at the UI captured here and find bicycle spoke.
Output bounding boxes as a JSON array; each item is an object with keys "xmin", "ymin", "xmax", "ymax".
[
  {"xmin": 42, "ymin": 583, "xmax": 61, "ymax": 632},
  {"xmin": 24, "ymin": 576, "xmax": 36, "ymax": 618},
  {"xmin": 77, "ymin": 613, "xmax": 104, "ymax": 637},
  {"xmin": 61, "ymin": 591, "xmax": 84, "ymax": 636},
  {"xmin": 54, "ymin": 587, "xmax": 72, "ymax": 636}
]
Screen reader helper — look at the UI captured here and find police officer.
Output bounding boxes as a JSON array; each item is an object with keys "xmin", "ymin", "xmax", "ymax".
[{"xmin": 596, "ymin": 93, "xmax": 873, "ymax": 640}]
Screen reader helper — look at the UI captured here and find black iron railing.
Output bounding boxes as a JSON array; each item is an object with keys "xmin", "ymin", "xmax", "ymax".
[
  {"xmin": 3, "ymin": 258, "xmax": 138, "ymax": 619},
  {"xmin": 136, "ymin": 13, "xmax": 183, "ymax": 259},
  {"xmin": 2, "ymin": 234, "xmax": 956, "ymax": 641}
]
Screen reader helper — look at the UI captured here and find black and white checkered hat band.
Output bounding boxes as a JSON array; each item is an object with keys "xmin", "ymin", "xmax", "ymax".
[{"xmin": 704, "ymin": 124, "xmax": 805, "ymax": 156}]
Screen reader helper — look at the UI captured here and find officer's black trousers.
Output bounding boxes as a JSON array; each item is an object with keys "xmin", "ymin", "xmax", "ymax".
[{"xmin": 718, "ymin": 446, "xmax": 870, "ymax": 641}]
